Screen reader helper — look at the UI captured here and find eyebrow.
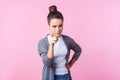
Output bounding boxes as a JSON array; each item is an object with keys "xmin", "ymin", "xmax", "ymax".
[
  {"xmin": 59, "ymin": 24, "xmax": 63, "ymax": 26},
  {"xmin": 52, "ymin": 24, "xmax": 63, "ymax": 27}
]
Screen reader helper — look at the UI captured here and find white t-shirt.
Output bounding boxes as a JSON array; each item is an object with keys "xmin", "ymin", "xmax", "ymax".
[{"xmin": 47, "ymin": 35, "xmax": 68, "ymax": 75}]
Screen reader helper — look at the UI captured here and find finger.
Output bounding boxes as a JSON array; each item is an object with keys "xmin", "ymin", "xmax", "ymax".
[
  {"xmin": 53, "ymin": 37, "xmax": 58, "ymax": 41},
  {"xmin": 51, "ymin": 34, "xmax": 58, "ymax": 40},
  {"xmin": 51, "ymin": 33, "xmax": 58, "ymax": 38}
]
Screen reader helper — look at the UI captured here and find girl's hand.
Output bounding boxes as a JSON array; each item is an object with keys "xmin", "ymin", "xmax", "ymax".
[
  {"xmin": 66, "ymin": 63, "xmax": 72, "ymax": 69},
  {"xmin": 50, "ymin": 34, "xmax": 58, "ymax": 45},
  {"xmin": 66, "ymin": 59, "xmax": 76, "ymax": 69}
]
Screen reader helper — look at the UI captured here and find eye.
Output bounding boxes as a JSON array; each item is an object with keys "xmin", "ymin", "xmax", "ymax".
[
  {"xmin": 52, "ymin": 26, "xmax": 56, "ymax": 28},
  {"xmin": 59, "ymin": 24, "xmax": 63, "ymax": 27}
]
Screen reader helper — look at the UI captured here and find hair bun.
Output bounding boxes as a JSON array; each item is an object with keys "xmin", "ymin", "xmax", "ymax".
[{"xmin": 49, "ymin": 5, "xmax": 57, "ymax": 13}]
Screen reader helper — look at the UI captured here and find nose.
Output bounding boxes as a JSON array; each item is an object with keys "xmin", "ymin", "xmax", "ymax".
[{"xmin": 56, "ymin": 27, "xmax": 60, "ymax": 32}]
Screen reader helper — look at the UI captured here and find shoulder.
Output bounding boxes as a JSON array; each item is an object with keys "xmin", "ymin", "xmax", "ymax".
[
  {"xmin": 62, "ymin": 34, "xmax": 75, "ymax": 42},
  {"xmin": 38, "ymin": 36, "xmax": 48, "ymax": 46},
  {"xmin": 37, "ymin": 36, "xmax": 49, "ymax": 55}
]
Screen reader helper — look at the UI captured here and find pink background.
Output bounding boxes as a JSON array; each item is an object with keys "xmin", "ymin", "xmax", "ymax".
[{"xmin": 0, "ymin": 0, "xmax": 120, "ymax": 80}]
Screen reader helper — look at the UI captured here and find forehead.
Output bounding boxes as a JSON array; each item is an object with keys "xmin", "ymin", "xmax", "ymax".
[{"xmin": 50, "ymin": 18, "xmax": 63, "ymax": 25}]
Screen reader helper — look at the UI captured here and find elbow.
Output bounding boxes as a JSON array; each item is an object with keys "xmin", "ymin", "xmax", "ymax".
[
  {"xmin": 73, "ymin": 46, "xmax": 82, "ymax": 60},
  {"xmin": 42, "ymin": 55, "xmax": 54, "ymax": 67}
]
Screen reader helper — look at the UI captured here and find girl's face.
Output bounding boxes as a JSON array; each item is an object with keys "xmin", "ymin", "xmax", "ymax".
[{"xmin": 49, "ymin": 18, "xmax": 63, "ymax": 37}]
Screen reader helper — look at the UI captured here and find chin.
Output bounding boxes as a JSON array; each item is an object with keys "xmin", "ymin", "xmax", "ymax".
[{"xmin": 56, "ymin": 34, "xmax": 61, "ymax": 37}]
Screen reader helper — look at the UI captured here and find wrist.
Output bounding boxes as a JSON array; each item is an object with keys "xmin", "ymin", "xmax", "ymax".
[
  {"xmin": 66, "ymin": 63, "xmax": 72, "ymax": 69},
  {"xmin": 68, "ymin": 62, "xmax": 72, "ymax": 67},
  {"xmin": 50, "ymin": 43, "xmax": 54, "ymax": 46},
  {"xmin": 69, "ymin": 59, "xmax": 76, "ymax": 67}
]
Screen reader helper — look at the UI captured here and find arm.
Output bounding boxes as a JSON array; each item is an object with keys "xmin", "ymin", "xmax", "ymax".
[
  {"xmin": 67, "ymin": 38, "xmax": 82, "ymax": 69},
  {"xmin": 47, "ymin": 44, "xmax": 54, "ymax": 59},
  {"xmin": 38, "ymin": 39, "xmax": 54, "ymax": 67},
  {"xmin": 66, "ymin": 59, "xmax": 76, "ymax": 69},
  {"xmin": 47, "ymin": 34, "xmax": 58, "ymax": 58},
  {"xmin": 38, "ymin": 35, "xmax": 58, "ymax": 67}
]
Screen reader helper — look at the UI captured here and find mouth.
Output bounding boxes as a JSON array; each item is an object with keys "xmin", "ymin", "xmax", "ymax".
[
  {"xmin": 56, "ymin": 33, "xmax": 60, "ymax": 34},
  {"xmin": 55, "ymin": 33, "xmax": 61, "ymax": 36}
]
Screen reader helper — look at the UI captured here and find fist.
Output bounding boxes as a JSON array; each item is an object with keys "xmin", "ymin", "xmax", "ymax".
[{"xmin": 50, "ymin": 34, "xmax": 58, "ymax": 45}]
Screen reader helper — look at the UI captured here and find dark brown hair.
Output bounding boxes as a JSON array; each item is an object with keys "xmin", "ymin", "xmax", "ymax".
[{"xmin": 47, "ymin": 5, "xmax": 64, "ymax": 24}]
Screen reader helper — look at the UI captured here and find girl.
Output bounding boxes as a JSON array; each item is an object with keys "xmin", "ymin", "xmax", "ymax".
[{"xmin": 38, "ymin": 5, "xmax": 82, "ymax": 80}]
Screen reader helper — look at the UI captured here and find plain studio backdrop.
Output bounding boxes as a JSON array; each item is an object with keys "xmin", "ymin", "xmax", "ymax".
[{"xmin": 0, "ymin": 0, "xmax": 120, "ymax": 80}]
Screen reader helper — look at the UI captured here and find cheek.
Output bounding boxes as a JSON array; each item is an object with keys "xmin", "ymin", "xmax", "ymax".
[
  {"xmin": 60, "ymin": 27, "xmax": 63, "ymax": 31},
  {"xmin": 50, "ymin": 27, "xmax": 55, "ymax": 32}
]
